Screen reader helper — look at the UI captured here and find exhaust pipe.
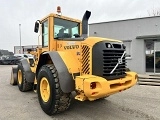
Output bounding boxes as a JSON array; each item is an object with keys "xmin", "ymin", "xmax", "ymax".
[{"xmin": 82, "ymin": 10, "xmax": 91, "ymax": 38}]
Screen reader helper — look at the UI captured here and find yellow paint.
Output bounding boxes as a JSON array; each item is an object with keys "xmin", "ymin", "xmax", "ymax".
[
  {"xmin": 40, "ymin": 13, "xmax": 81, "ymax": 25},
  {"xmin": 40, "ymin": 13, "xmax": 82, "ymax": 52},
  {"xmin": 82, "ymin": 37, "xmax": 122, "ymax": 47},
  {"xmin": 40, "ymin": 77, "xmax": 50, "ymax": 102},
  {"xmin": 57, "ymin": 51, "xmax": 80, "ymax": 74},
  {"xmin": 75, "ymin": 72, "xmax": 137, "ymax": 101},
  {"xmin": 32, "ymin": 12, "xmax": 122, "ymax": 78},
  {"xmin": 21, "ymin": 10, "xmax": 138, "ymax": 101}
]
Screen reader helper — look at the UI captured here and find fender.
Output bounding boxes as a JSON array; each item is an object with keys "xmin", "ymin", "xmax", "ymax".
[
  {"xmin": 36, "ymin": 51, "xmax": 75, "ymax": 93},
  {"xmin": 20, "ymin": 59, "xmax": 35, "ymax": 83}
]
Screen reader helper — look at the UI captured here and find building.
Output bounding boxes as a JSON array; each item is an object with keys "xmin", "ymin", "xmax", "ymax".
[
  {"xmin": 14, "ymin": 45, "xmax": 41, "ymax": 54},
  {"xmin": 89, "ymin": 16, "xmax": 160, "ymax": 74}
]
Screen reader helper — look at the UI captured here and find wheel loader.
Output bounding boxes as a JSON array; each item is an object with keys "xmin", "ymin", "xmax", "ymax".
[{"xmin": 10, "ymin": 7, "xmax": 137, "ymax": 115}]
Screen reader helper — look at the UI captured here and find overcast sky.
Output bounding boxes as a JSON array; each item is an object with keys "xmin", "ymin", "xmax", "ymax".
[{"xmin": 0, "ymin": 0, "xmax": 160, "ymax": 52}]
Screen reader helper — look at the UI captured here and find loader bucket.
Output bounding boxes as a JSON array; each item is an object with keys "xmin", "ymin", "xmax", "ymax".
[{"xmin": 10, "ymin": 66, "xmax": 18, "ymax": 85}]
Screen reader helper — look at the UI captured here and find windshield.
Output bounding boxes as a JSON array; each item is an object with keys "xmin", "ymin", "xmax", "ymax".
[{"xmin": 54, "ymin": 18, "xmax": 80, "ymax": 39}]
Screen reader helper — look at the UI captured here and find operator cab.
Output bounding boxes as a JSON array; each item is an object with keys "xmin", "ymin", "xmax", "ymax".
[
  {"xmin": 34, "ymin": 6, "xmax": 91, "ymax": 51},
  {"xmin": 34, "ymin": 17, "xmax": 81, "ymax": 39}
]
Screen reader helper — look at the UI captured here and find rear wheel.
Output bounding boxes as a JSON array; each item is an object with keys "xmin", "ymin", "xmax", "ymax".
[
  {"xmin": 37, "ymin": 64, "xmax": 71, "ymax": 115},
  {"xmin": 17, "ymin": 64, "xmax": 33, "ymax": 92},
  {"xmin": 10, "ymin": 66, "xmax": 18, "ymax": 85}
]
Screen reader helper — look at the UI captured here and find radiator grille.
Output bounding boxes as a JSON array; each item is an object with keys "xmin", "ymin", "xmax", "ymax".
[
  {"xmin": 103, "ymin": 49, "xmax": 126, "ymax": 77},
  {"xmin": 81, "ymin": 45, "xmax": 90, "ymax": 74},
  {"xmin": 92, "ymin": 41, "xmax": 127, "ymax": 80}
]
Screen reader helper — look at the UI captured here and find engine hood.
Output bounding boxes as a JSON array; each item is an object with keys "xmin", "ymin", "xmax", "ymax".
[{"xmin": 82, "ymin": 37, "xmax": 122, "ymax": 46}]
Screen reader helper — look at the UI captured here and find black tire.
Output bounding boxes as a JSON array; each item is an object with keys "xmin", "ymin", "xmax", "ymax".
[
  {"xmin": 17, "ymin": 63, "xmax": 33, "ymax": 92},
  {"xmin": 37, "ymin": 64, "xmax": 71, "ymax": 115},
  {"xmin": 10, "ymin": 66, "xmax": 18, "ymax": 85}
]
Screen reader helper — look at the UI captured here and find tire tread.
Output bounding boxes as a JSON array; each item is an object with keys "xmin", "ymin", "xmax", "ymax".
[
  {"xmin": 17, "ymin": 64, "xmax": 33, "ymax": 92},
  {"xmin": 39, "ymin": 64, "xmax": 71, "ymax": 115}
]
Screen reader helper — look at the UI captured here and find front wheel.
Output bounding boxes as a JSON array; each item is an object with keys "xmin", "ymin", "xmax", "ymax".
[{"xmin": 37, "ymin": 64, "xmax": 71, "ymax": 115}]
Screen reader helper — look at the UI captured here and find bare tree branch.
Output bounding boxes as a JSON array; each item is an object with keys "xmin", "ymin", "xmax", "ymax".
[{"xmin": 148, "ymin": 7, "xmax": 160, "ymax": 16}]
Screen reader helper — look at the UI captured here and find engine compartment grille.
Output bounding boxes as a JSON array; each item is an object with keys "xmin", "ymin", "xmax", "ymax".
[
  {"xmin": 81, "ymin": 45, "xmax": 90, "ymax": 74},
  {"xmin": 92, "ymin": 41, "xmax": 127, "ymax": 80},
  {"xmin": 103, "ymin": 49, "xmax": 126, "ymax": 77}
]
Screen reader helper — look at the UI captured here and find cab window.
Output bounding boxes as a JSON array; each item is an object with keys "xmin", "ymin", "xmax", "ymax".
[
  {"xmin": 42, "ymin": 20, "xmax": 48, "ymax": 47},
  {"xmin": 54, "ymin": 18, "xmax": 80, "ymax": 39}
]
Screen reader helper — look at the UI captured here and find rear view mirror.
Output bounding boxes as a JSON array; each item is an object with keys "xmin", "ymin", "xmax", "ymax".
[{"xmin": 34, "ymin": 20, "xmax": 40, "ymax": 33}]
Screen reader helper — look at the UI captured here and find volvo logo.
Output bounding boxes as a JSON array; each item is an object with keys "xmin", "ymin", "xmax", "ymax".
[
  {"xmin": 110, "ymin": 51, "xmax": 126, "ymax": 74},
  {"xmin": 118, "ymin": 58, "xmax": 123, "ymax": 64}
]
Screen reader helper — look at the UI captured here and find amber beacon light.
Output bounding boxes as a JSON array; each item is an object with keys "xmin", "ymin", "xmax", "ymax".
[{"xmin": 57, "ymin": 6, "xmax": 61, "ymax": 14}]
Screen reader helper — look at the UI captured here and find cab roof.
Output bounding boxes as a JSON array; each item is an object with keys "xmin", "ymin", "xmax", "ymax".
[{"xmin": 40, "ymin": 13, "xmax": 81, "ymax": 23}]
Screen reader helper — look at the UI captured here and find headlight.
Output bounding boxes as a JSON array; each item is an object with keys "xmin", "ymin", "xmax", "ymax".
[{"xmin": 106, "ymin": 43, "xmax": 112, "ymax": 48}]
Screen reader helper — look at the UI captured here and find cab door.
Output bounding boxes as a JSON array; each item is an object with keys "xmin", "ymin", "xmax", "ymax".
[{"xmin": 41, "ymin": 19, "xmax": 49, "ymax": 52}]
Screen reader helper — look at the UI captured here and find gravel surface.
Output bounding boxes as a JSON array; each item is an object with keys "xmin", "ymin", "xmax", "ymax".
[{"xmin": 0, "ymin": 65, "xmax": 159, "ymax": 120}]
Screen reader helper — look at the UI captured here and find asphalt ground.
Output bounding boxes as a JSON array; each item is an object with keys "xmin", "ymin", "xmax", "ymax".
[{"xmin": 0, "ymin": 65, "xmax": 159, "ymax": 120}]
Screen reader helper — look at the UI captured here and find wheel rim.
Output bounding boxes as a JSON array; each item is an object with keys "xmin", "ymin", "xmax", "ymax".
[
  {"xmin": 40, "ymin": 77, "xmax": 50, "ymax": 102},
  {"xmin": 18, "ymin": 70, "xmax": 22, "ymax": 84}
]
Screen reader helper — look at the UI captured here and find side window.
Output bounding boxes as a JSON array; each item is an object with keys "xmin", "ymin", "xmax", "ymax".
[
  {"xmin": 42, "ymin": 20, "xmax": 48, "ymax": 47},
  {"xmin": 123, "ymin": 40, "xmax": 132, "ymax": 58},
  {"xmin": 71, "ymin": 27, "xmax": 79, "ymax": 38}
]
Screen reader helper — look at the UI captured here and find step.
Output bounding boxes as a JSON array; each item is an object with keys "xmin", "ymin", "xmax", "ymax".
[
  {"xmin": 138, "ymin": 81, "xmax": 160, "ymax": 86},
  {"xmin": 138, "ymin": 74, "xmax": 160, "ymax": 79},
  {"xmin": 138, "ymin": 79, "xmax": 160, "ymax": 83},
  {"xmin": 138, "ymin": 75, "xmax": 160, "ymax": 79}
]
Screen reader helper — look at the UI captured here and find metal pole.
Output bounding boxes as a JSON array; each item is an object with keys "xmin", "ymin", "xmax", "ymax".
[
  {"xmin": 19, "ymin": 24, "xmax": 21, "ymax": 54},
  {"xmin": 154, "ymin": 42, "xmax": 155, "ymax": 74}
]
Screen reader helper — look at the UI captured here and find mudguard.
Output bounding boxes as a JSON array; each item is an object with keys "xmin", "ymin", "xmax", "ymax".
[
  {"xmin": 36, "ymin": 51, "xmax": 74, "ymax": 93},
  {"xmin": 20, "ymin": 59, "xmax": 35, "ymax": 83}
]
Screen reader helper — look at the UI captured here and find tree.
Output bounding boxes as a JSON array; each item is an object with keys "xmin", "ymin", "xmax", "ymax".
[{"xmin": 148, "ymin": 8, "xmax": 160, "ymax": 16}]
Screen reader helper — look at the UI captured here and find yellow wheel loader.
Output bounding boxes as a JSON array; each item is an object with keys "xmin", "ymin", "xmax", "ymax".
[{"xmin": 10, "ymin": 7, "xmax": 137, "ymax": 115}]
